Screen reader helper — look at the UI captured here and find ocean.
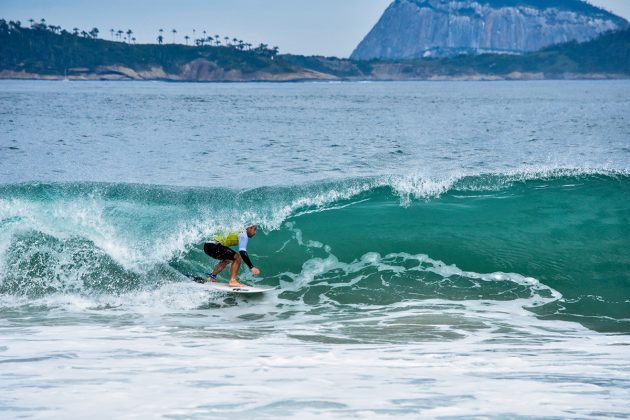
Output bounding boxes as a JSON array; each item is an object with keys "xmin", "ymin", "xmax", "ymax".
[{"xmin": 1, "ymin": 80, "xmax": 629, "ymax": 418}]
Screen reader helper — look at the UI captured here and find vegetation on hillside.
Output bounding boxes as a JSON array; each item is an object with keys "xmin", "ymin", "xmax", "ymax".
[
  {"xmin": 429, "ymin": 28, "xmax": 630, "ymax": 76},
  {"xmin": 0, "ymin": 19, "xmax": 287, "ymax": 76}
]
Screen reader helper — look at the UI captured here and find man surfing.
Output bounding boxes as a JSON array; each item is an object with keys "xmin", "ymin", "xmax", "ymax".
[{"xmin": 203, "ymin": 224, "xmax": 261, "ymax": 288}]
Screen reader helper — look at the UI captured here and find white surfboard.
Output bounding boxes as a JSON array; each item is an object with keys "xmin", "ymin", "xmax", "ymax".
[
  {"xmin": 205, "ymin": 282, "xmax": 277, "ymax": 294},
  {"xmin": 191, "ymin": 277, "xmax": 277, "ymax": 294}
]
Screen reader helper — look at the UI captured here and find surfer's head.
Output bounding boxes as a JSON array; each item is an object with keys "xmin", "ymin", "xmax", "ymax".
[{"xmin": 246, "ymin": 225, "xmax": 257, "ymax": 238}]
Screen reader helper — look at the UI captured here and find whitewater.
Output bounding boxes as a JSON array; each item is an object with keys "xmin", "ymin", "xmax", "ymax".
[{"xmin": 0, "ymin": 80, "xmax": 629, "ymax": 418}]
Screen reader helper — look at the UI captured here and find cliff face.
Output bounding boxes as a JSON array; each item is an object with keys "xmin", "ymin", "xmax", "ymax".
[{"xmin": 351, "ymin": 0, "xmax": 628, "ymax": 59}]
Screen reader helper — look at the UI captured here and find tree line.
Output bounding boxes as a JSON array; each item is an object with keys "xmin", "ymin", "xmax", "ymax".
[
  {"xmin": 155, "ymin": 28, "xmax": 279, "ymax": 57},
  {"xmin": 1, "ymin": 18, "xmax": 280, "ymax": 58},
  {"xmin": 3, "ymin": 18, "xmax": 101, "ymax": 40}
]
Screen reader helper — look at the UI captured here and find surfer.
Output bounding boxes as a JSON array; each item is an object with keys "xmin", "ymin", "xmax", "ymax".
[{"xmin": 203, "ymin": 224, "xmax": 261, "ymax": 288}]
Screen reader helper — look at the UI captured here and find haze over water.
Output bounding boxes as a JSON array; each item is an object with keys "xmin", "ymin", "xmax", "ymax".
[{"xmin": 1, "ymin": 79, "xmax": 629, "ymax": 417}]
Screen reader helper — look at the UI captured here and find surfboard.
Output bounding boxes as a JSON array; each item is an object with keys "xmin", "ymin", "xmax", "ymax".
[{"xmin": 191, "ymin": 276, "xmax": 277, "ymax": 294}]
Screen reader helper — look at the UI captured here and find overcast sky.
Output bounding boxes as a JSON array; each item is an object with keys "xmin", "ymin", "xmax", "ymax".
[{"xmin": 1, "ymin": 0, "xmax": 629, "ymax": 57}]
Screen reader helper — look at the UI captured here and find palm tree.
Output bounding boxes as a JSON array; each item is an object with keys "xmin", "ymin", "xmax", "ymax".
[
  {"xmin": 72, "ymin": 27, "xmax": 79, "ymax": 35},
  {"xmin": 126, "ymin": 29, "xmax": 132, "ymax": 43},
  {"xmin": 171, "ymin": 28, "xmax": 177, "ymax": 43},
  {"xmin": 224, "ymin": 36, "xmax": 229, "ymax": 46},
  {"xmin": 184, "ymin": 35, "xmax": 189, "ymax": 45},
  {"xmin": 9, "ymin": 20, "xmax": 22, "ymax": 30},
  {"xmin": 132, "ymin": 37, "xmax": 136, "ymax": 44},
  {"xmin": 40, "ymin": 18, "xmax": 46, "ymax": 25},
  {"xmin": 28, "ymin": 18, "xmax": 34, "ymax": 27},
  {"xmin": 117, "ymin": 29, "xmax": 123, "ymax": 41},
  {"xmin": 110, "ymin": 28, "xmax": 114, "ymax": 40},
  {"xmin": 157, "ymin": 34, "xmax": 163, "ymax": 45}
]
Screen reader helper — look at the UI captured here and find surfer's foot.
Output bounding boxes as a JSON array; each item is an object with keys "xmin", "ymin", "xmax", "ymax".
[
  {"xmin": 207, "ymin": 273, "xmax": 218, "ymax": 283},
  {"xmin": 229, "ymin": 280, "xmax": 246, "ymax": 288}
]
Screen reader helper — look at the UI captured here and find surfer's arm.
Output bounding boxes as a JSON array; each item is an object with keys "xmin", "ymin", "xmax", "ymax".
[
  {"xmin": 239, "ymin": 250, "xmax": 254, "ymax": 270},
  {"xmin": 238, "ymin": 232, "xmax": 259, "ymax": 274}
]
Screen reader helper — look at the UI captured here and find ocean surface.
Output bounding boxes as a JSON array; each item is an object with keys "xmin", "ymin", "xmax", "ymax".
[{"xmin": 0, "ymin": 80, "xmax": 629, "ymax": 418}]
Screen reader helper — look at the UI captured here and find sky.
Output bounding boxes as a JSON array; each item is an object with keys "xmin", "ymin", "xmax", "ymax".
[{"xmin": 1, "ymin": 0, "xmax": 629, "ymax": 57}]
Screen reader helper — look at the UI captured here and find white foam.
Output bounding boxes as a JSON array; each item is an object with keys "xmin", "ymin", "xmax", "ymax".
[{"xmin": 2, "ymin": 301, "xmax": 627, "ymax": 418}]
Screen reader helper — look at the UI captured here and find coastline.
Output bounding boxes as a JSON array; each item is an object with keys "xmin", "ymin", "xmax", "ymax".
[
  {"xmin": 1, "ymin": 68, "xmax": 627, "ymax": 82},
  {"xmin": 0, "ymin": 65, "xmax": 336, "ymax": 82}
]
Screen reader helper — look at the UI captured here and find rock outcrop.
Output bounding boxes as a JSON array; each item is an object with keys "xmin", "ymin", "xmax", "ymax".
[{"xmin": 351, "ymin": 0, "xmax": 628, "ymax": 59}]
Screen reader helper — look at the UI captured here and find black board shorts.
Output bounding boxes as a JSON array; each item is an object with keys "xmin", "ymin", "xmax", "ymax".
[{"xmin": 204, "ymin": 242, "xmax": 237, "ymax": 261}]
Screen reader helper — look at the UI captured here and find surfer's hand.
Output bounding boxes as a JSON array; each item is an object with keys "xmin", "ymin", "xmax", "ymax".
[{"xmin": 251, "ymin": 267, "xmax": 260, "ymax": 276}]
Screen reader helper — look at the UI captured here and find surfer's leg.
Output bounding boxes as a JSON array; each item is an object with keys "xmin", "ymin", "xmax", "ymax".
[
  {"xmin": 229, "ymin": 254, "xmax": 245, "ymax": 287},
  {"xmin": 204, "ymin": 242, "xmax": 237, "ymax": 282},
  {"xmin": 210, "ymin": 259, "xmax": 230, "ymax": 279}
]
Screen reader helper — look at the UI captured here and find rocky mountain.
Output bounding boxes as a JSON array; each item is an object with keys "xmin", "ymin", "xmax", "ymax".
[{"xmin": 351, "ymin": 0, "xmax": 628, "ymax": 59}]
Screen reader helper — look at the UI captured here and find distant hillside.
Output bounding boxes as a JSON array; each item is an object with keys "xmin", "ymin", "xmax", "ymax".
[
  {"xmin": 0, "ymin": 20, "xmax": 329, "ymax": 81},
  {"xmin": 1, "ymin": 19, "xmax": 628, "ymax": 81},
  {"xmin": 351, "ymin": 0, "xmax": 628, "ymax": 60}
]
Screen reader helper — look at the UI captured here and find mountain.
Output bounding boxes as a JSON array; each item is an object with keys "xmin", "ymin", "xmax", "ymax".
[{"xmin": 351, "ymin": 0, "xmax": 628, "ymax": 60}]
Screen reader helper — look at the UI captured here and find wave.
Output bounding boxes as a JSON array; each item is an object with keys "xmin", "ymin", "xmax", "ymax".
[{"xmin": 0, "ymin": 169, "xmax": 628, "ymax": 332}]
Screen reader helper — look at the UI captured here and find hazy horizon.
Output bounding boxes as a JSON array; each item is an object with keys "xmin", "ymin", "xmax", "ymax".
[{"xmin": 1, "ymin": 0, "xmax": 629, "ymax": 57}]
